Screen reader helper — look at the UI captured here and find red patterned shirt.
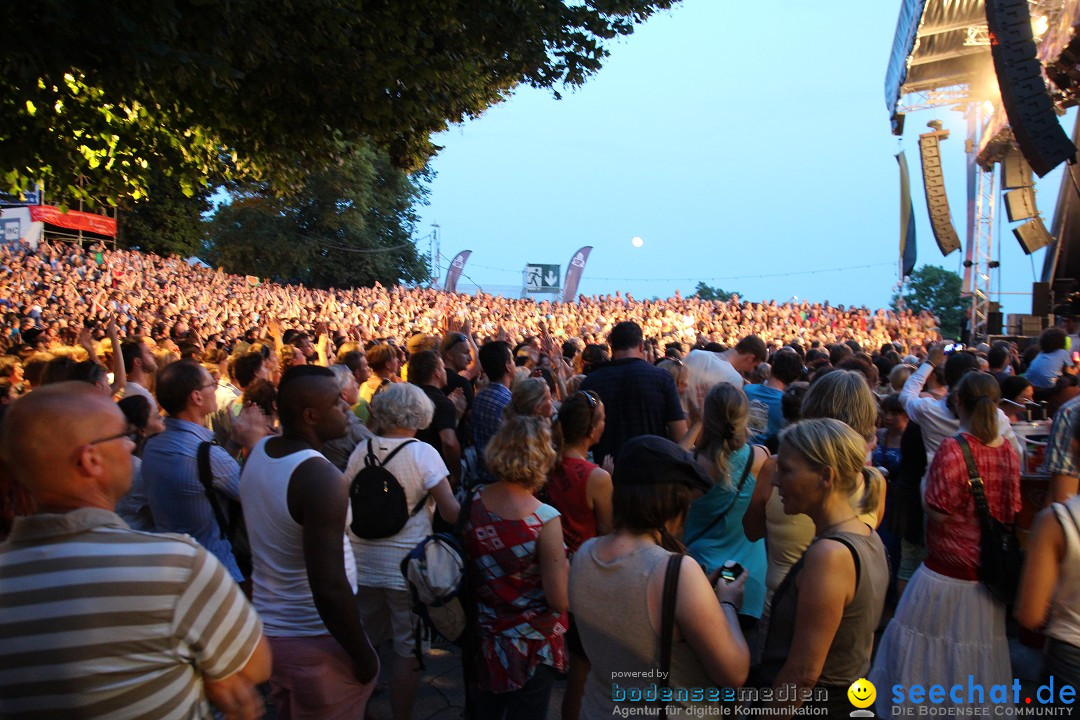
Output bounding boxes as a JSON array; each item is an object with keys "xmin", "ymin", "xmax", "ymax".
[{"xmin": 924, "ymin": 433, "xmax": 1020, "ymax": 580}]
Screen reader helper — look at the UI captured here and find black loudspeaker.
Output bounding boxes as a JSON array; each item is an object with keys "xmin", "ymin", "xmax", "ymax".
[
  {"xmin": 1004, "ymin": 187, "xmax": 1037, "ymax": 221},
  {"xmin": 1033, "ymin": 281, "xmax": 1052, "ymax": 315},
  {"xmin": 986, "ymin": 0, "xmax": 1077, "ymax": 177},
  {"xmin": 988, "ymin": 311, "xmax": 1004, "ymax": 335},
  {"xmin": 893, "ymin": 113, "xmax": 906, "ymax": 137},
  {"xmin": 1014, "ymin": 218, "xmax": 1055, "ymax": 254},
  {"xmin": 919, "ymin": 131, "xmax": 961, "ymax": 256},
  {"xmin": 1002, "ymin": 146, "xmax": 1035, "ymax": 189}
]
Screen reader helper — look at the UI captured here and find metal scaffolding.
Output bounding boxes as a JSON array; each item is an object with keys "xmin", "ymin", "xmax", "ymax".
[{"xmin": 970, "ymin": 150, "xmax": 997, "ymax": 340}]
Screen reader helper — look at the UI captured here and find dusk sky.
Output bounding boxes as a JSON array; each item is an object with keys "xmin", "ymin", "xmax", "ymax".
[{"xmin": 417, "ymin": 0, "xmax": 1071, "ymax": 318}]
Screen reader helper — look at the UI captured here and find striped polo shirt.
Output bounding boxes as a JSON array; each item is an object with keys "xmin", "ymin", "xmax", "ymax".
[{"xmin": 0, "ymin": 508, "xmax": 263, "ymax": 719}]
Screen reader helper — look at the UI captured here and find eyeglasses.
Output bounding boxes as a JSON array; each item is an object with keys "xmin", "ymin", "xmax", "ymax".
[
  {"xmin": 88, "ymin": 425, "xmax": 138, "ymax": 446},
  {"xmin": 445, "ymin": 332, "xmax": 468, "ymax": 349}
]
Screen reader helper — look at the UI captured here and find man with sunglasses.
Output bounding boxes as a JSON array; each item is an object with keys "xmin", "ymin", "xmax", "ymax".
[{"xmin": 0, "ymin": 383, "xmax": 270, "ymax": 719}]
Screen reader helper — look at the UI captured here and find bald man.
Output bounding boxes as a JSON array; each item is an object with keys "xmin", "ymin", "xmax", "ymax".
[{"xmin": 0, "ymin": 383, "xmax": 270, "ymax": 720}]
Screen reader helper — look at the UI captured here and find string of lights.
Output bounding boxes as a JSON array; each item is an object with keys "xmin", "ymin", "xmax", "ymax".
[{"xmin": 463, "ymin": 260, "xmax": 896, "ymax": 283}]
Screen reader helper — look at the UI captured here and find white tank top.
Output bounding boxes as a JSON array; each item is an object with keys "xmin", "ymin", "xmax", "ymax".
[
  {"xmin": 240, "ymin": 437, "xmax": 358, "ymax": 637},
  {"xmin": 1047, "ymin": 496, "xmax": 1080, "ymax": 647}
]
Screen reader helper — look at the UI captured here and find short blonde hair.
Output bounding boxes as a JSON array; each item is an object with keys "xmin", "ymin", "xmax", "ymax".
[
  {"xmin": 780, "ymin": 418, "xmax": 883, "ymax": 515},
  {"xmin": 485, "ymin": 415, "xmax": 556, "ymax": 492},
  {"xmin": 802, "ymin": 370, "xmax": 878, "ymax": 443}
]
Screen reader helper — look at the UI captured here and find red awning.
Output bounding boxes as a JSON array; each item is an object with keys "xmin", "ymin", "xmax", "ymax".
[{"xmin": 28, "ymin": 205, "xmax": 116, "ymax": 236}]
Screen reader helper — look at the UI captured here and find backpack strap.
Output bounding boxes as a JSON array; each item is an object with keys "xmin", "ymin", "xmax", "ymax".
[
  {"xmin": 368, "ymin": 439, "xmax": 429, "ymax": 515},
  {"xmin": 659, "ymin": 553, "xmax": 682, "ymax": 720},
  {"xmin": 197, "ymin": 440, "xmax": 230, "ymax": 541}
]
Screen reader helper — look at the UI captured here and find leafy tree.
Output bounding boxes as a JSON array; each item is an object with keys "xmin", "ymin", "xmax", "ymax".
[
  {"xmin": 205, "ymin": 144, "xmax": 429, "ymax": 289},
  {"xmin": 118, "ymin": 168, "xmax": 212, "ymax": 258},
  {"xmin": 2, "ymin": 0, "xmax": 677, "ymax": 206},
  {"xmin": 892, "ymin": 265, "xmax": 964, "ymax": 339},
  {"xmin": 694, "ymin": 281, "xmax": 740, "ymax": 302}
]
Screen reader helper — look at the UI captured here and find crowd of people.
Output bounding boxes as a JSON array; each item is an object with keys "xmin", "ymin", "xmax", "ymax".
[
  {"xmin": 0, "ymin": 240, "xmax": 938, "ymax": 356},
  {"xmin": 1, "ymin": 238, "xmax": 1080, "ymax": 720}
]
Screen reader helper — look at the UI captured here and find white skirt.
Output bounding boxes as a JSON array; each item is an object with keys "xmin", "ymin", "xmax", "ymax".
[{"xmin": 868, "ymin": 564, "xmax": 1013, "ymax": 715}]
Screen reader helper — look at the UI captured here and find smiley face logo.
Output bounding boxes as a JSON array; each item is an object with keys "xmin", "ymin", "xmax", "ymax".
[{"xmin": 847, "ymin": 678, "xmax": 876, "ymax": 709}]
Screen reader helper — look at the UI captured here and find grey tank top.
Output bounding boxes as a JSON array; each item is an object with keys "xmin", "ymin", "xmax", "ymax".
[
  {"xmin": 759, "ymin": 528, "xmax": 888, "ymax": 688},
  {"xmin": 571, "ymin": 539, "xmax": 720, "ymax": 718}
]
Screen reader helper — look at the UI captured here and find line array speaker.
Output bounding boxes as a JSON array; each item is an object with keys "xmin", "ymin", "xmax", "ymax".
[
  {"xmin": 1032, "ymin": 281, "xmax": 1051, "ymax": 315},
  {"xmin": 1004, "ymin": 187, "xmax": 1036, "ymax": 222},
  {"xmin": 986, "ymin": 0, "xmax": 1077, "ymax": 177},
  {"xmin": 1014, "ymin": 218, "xmax": 1054, "ymax": 255},
  {"xmin": 918, "ymin": 131, "xmax": 961, "ymax": 256},
  {"xmin": 1001, "ymin": 145, "xmax": 1034, "ymax": 189}
]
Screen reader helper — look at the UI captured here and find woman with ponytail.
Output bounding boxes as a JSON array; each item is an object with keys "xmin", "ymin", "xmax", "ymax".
[
  {"xmin": 755, "ymin": 418, "xmax": 888, "ymax": 718},
  {"xmin": 870, "ymin": 371, "xmax": 1020, "ymax": 716},
  {"xmin": 547, "ymin": 390, "xmax": 612, "ymax": 720},
  {"xmin": 685, "ymin": 383, "xmax": 768, "ymax": 629}
]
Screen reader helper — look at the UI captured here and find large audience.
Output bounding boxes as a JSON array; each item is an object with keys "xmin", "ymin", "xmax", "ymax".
[
  {"xmin": 0, "ymin": 240, "xmax": 937, "ymax": 354},
  {"xmin": 2, "ymin": 237, "xmax": 1080, "ymax": 720}
]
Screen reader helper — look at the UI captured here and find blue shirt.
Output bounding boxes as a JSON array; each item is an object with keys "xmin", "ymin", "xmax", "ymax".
[
  {"xmin": 744, "ymin": 383, "xmax": 784, "ymax": 448},
  {"xmin": 580, "ymin": 357, "xmax": 686, "ymax": 464},
  {"xmin": 472, "ymin": 383, "xmax": 512, "ymax": 484},
  {"xmin": 143, "ymin": 417, "xmax": 244, "ymax": 581}
]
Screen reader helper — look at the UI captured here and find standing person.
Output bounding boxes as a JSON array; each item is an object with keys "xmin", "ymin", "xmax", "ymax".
[
  {"xmin": 756, "ymin": 419, "xmax": 888, "ymax": 717},
  {"xmin": 321, "ymin": 363, "xmax": 374, "ymax": 471},
  {"xmin": 361, "ymin": 343, "xmax": 399, "ymax": 403},
  {"xmin": 580, "ymin": 321, "xmax": 687, "ymax": 464},
  {"xmin": 241, "ymin": 365, "xmax": 380, "ymax": 719},
  {"xmin": 441, "ymin": 329, "xmax": 477, "ymax": 445},
  {"xmin": 546, "ymin": 389, "xmax": 613, "ymax": 720},
  {"xmin": 463, "ymin": 415, "xmax": 569, "ymax": 720},
  {"xmin": 1015, "ymin": 422, "xmax": 1080, "ymax": 705},
  {"xmin": 472, "ymin": 341, "xmax": 515, "ymax": 486},
  {"xmin": 569, "ymin": 435, "xmax": 750, "ymax": 719},
  {"xmin": 143, "ymin": 359, "xmax": 267, "ymax": 583},
  {"xmin": 0, "ymin": 383, "xmax": 270, "ymax": 720},
  {"xmin": 685, "ymin": 383, "xmax": 768, "ymax": 629},
  {"xmin": 744, "ymin": 348, "xmax": 802, "ymax": 452},
  {"xmin": 1043, "ymin": 395, "xmax": 1080, "ymax": 504},
  {"xmin": 407, "ymin": 350, "xmax": 462, "ymax": 488},
  {"xmin": 347, "ymin": 382, "xmax": 460, "ymax": 720},
  {"xmin": 120, "ymin": 336, "xmax": 158, "ymax": 414},
  {"xmin": 682, "ymin": 335, "xmax": 767, "ymax": 424},
  {"xmin": 870, "ymin": 372, "xmax": 1020, "ymax": 716},
  {"xmin": 337, "ymin": 342, "xmax": 373, "ymax": 422}
]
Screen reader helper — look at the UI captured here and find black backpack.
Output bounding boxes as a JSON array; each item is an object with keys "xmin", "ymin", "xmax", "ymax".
[{"xmin": 349, "ymin": 439, "xmax": 429, "ymax": 539}]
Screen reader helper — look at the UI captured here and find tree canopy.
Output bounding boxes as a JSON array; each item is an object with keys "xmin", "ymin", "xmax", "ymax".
[
  {"xmin": 694, "ymin": 281, "xmax": 740, "ymax": 302},
  {"xmin": 893, "ymin": 265, "xmax": 964, "ymax": 339},
  {"xmin": 205, "ymin": 144, "xmax": 430, "ymax": 289},
  {"xmin": 1, "ymin": 0, "xmax": 677, "ymax": 207},
  {"xmin": 119, "ymin": 168, "xmax": 212, "ymax": 258}
]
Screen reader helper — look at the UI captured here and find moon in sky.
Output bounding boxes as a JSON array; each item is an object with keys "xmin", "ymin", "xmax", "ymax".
[{"xmin": 631, "ymin": 236, "xmax": 644, "ymax": 248}]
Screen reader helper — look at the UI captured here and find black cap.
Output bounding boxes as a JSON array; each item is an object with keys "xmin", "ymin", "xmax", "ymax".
[{"xmin": 613, "ymin": 435, "xmax": 712, "ymax": 493}]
